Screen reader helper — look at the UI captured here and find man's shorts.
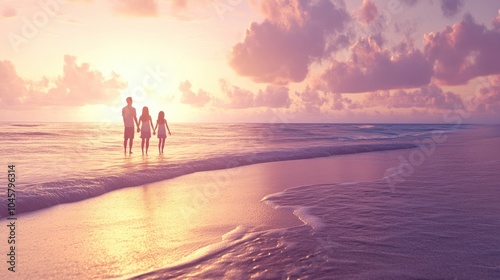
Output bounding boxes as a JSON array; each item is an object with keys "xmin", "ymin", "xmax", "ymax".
[{"xmin": 124, "ymin": 127, "xmax": 135, "ymax": 139}]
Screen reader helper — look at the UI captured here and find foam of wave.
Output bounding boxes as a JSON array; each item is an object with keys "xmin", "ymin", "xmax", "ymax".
[
  {"xmin": 261, "ymin": 197, "xmax": 325, "ymax": 230},
  {"xmin": 293, "ymin": 207, "xmax": 324, "ymax": 230},
  {"xmin": 130, "ymin": 226, "xmax": 260, "ymax": 279}
]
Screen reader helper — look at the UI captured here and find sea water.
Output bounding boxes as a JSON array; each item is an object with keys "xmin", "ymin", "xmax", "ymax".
[
  {"xmin": 129, "ymin": 125, "xmax": 500, "ymax": 280},
  {"xmin": 0, "ymin": 123, "xmax": 451, "ymax": 215},
  {"xmin": 1, "ymin": 123, "xmax": 500, "ymax": 279}
]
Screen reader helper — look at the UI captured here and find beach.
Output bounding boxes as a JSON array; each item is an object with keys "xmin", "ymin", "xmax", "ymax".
[
  {"xmin": 4, "ymin": 148, "xmax": 402, "ymax": 279},
  {"xmin": 1, "ymin": 124, "xmax": 499, "ymax": 279},
  {"xmin": 2, "ymin": 1, "xmax": 500, "ymax": 278},
  {"xmin": 2, "ymin": 0, "xmax": 500, "ymax": 278}
]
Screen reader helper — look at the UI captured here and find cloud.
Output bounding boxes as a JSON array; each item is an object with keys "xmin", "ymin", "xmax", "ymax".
[
  {"xmin": 424, "ymin": 14, "xmax": 500, "ymax": 85},
  {"xmin": 331, "ymin": 92, "xmax": 358, "ymax": 111},
  {"xmin": 218, "ymin": 80, "xmax": 290, "ymax": 109},
  {"xmin": 294, "ymin": 86, "xmax": 359, "ymax": 113},
  {"xmin": 168, "ymin": 0, "xmax": 208, "ymax": 20},
  {"xmin": 40, "ymin": 55, "xmax": 127, "ymax": 106},
  {"xmin": 468, "ymin": 75, "xmax": 500, "ymax": 113},
  {"xmin": 401, "ymin": 0, "xmax": 418, "ymax": 7},
  {"xmin": 178, "ymin": 80, "xmax": 211, "ymax": 107},
  {"xmin": 0, "ymin": 61, "xmax": 26, "ymax": 106},
  {"xmin": 294, "ymin": 86, "xmax": 327, "ymax": 113},
  {"xmin": 0, "ymin": 56, "xmax": 127, "ymax": 107},
  {"xmin": 166, "ymin": 0, "xmax": 243, "ymax": 21},
  {"xmin": 255, "ymin": 86, "xmax": 291, "ymax": 108},
  {"xmin": 171, "ymin": 0, "xmax": 188, "ymax": 11},
  {"xmin": 319, "ymin": 36, "xmax": 433, "ymax": 93},
  {"xmin": 218, "ymin": 80, "xmax": 253, "ymax": 109},
  {"xmin": 361, "ymin": 84, "xmax": 463, "ymax": 110},
  {"xmin": 229, "ymin": 0, "xmax": 350, "ymax": 84},
  {"xmin": 493, "ymin": 9, "xmax": 500, "ymax": 30},
  {"xmin": 440, "ymin": 0, "xmax": 464, "ymax": 18},
  {"xmin": 360, "ymin": 0, "xmax": 378, "ymax": 24},
  {"xmin": 290, "ymin": 83, "xmax": 467, "ymax": 114},
  {"xmin": 112, "ymin": 0, "xmax": 158, "ymax": 17},
  {"xmin": 1, "ymin": 7, "xmax": 17, "ymax": 18}
]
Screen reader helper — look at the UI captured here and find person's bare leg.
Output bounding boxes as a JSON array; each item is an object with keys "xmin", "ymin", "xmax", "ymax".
[
  {"xmin": 161, "ymin": 138, "xmax": 166, "ymax": 154},
  {"xmin": 141, "ymin": 138, "xmax": 145, "ymax": 155},
  {"xmin": 124, "ymin": 139, "xmax": 127, "ymax": 154},
  {"xmin": 158, "ymin": 140, "xmax": 161, "ymax": 154},
  {"xmin": 129, "ymin": 139, "xmax": 133, "ymax": 154},
  {"xmin": 145, "ymin": 138, "xmax": 150, "ymax": 155}
]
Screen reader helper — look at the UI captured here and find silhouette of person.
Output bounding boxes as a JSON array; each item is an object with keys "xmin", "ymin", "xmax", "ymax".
[
  {"xmin": 138, "ymin": 106, "xmax": 155, "ymax": 155},
  {"xmin": 154, "ymin": 111, "xmax": 171, "ymax": 154},
  {"xmin": 122, "ymin": 97, "xmax": 139, "ymax": 154}
]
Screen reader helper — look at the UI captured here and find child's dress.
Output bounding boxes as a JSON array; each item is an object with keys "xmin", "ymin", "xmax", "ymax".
[
  {"xmin": 141, "ymin": 116, "xmax": 151, "ymax": 138},
  {"xmin": 157, "ymin": 120, "xmax": 167, "ymax": 138}
]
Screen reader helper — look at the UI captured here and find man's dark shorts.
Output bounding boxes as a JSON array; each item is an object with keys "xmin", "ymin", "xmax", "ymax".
[{"xmin": 124, "ymin": 127, "xmax": 134, "ymax": 139}]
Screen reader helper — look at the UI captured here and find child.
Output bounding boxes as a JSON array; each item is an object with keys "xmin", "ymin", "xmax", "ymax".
[
  {"xmin": 138, "ymin": 106, "xmax": 155, "ymax": 155},
  {"xmin": 154, "ymin": 111, "xmax": 171, "ymax": 154}
]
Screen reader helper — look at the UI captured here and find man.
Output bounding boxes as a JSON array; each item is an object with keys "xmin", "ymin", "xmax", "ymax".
[{"xmin": 122, "ymin": 97, "xmax": 139, "ymax": 154}]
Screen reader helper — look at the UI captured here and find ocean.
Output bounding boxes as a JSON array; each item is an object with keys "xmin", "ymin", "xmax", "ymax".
[
  {"xmin": 131, "ymin": 124, "xmax": 500, "ymax": 280},
  {"xmin": 1, "ymin": 123, "xmax": 500, "ymax": 279},
  {"xmin": 0, "ymin": 122, "xmax": 444, "ymax": 216}
]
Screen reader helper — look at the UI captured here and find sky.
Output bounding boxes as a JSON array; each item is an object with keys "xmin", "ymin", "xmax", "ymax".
[{"xmin": 0, "ymin": 0, "xmax": 499, "ymax": 123}]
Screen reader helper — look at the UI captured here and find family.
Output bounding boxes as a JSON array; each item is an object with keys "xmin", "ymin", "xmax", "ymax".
[{"xmin": 122, "ymin": 97, "xmax": 171, "ymax": 155}]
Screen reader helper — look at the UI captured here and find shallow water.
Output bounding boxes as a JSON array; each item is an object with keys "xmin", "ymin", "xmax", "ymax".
[
  {"xmin": 134, "ymin": 125, "xmax": 500, "ymax": 279},
  {"xmin": 0, "ymin": 123, "xmax": 456, "ymax": 215}
]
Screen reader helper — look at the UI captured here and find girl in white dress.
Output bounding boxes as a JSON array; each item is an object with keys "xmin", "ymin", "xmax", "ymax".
[
  {"xmin": 138, "ymin": 106, "xmax": 155, "ymax": 155},
  {"xmin": 154, "ymin": 111, "xmax": 171, "ymax": 155}
]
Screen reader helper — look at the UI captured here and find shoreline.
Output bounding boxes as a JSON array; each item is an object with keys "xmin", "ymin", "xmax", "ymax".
[
  {"xmin": 6, "ymin": 141, "xmax": 417, "ymax": 218},
  {"xmin": 1, "ymin": 148, "xmax": 409, "ymax": 279},
  {"xmin": 131, "ymin": 126, "xmax": 500, "ymax": 279}
]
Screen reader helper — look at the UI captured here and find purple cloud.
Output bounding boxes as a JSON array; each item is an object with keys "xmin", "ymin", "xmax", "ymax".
[
  {"xmin": 218, "ymin": 80, "xmax": 290, "ymax": 109},
  {"xmin": 469, "ymin": 75, "xmax": 500, "ymax": 113},
  {"xmin": 440, "ymin": 0, "xmax": 464, "ymax": 18},
  {"xmin": 493, "ymin": 9, "xmax": 500, "ymax": 30},
  {"xmin": 229, "ymin": 0, "xmax": 350, "ymax": 84},
  {"xmin": 294, "ymin": 86, "xmax": 327, "ymax": 113},
  {"xmin": 401, "ymin": 0, "xmax": 418, "ymax": 7},
  {"xmin": 0, "ymin": 56, "xmax": 127, "ymax": 107},
  {"xmin": 179, "ymin": 80, "xmax": 211, "ymax": 107},
  {"xmin": 319, "ymin": 37, "xmax": 433, "ymax": 93},
  {"xmin": 362, "ymin": 84, "xmax": 463, "ymax": 109},
  {"xmin": 0, "ymin": 61, "xmax": 26, "ymax": 106},
  {"xmin": 112, "ymin": 0, "xmax": 158, "ymax": 17},
  {"xmin": 424, "ymin": 14, "xmax": 500, "ymax": 85},
  {"xmin": 2, "ymin": 7, "xmax": 17, "ymax": 18},
  {"xmin": 360, "ymin": 0, "xmax": 378, "ymax": 24}
]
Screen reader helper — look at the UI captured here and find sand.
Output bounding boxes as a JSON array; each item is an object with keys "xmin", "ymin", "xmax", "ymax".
[{"xmin": 4, "ymin": 148, "xmax": 408, "ymax": 279}]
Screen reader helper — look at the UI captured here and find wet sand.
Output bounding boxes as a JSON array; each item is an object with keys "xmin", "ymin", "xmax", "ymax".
[{"xmin": 5, "ymin": 149, "xmax": 407, "ymax": 279}]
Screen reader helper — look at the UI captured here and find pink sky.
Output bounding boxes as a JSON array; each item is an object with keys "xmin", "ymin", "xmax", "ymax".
[{"xmin": 0, "ymin": 0, "xmax": 499, "ymax": 123}]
